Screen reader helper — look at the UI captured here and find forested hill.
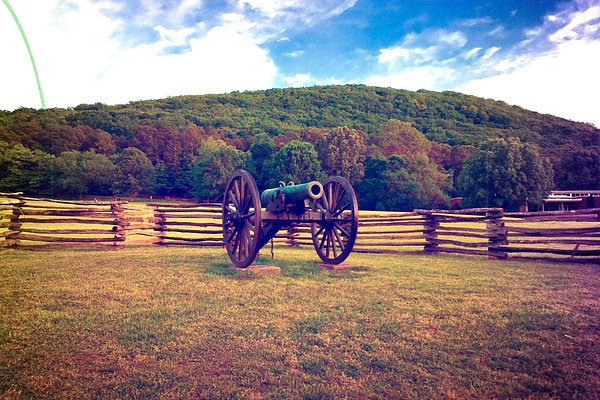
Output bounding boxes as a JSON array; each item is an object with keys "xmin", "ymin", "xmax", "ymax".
[
  {"xmin": 1, "ymin": 84, "xmax": 599, "ymax": 206},
  {"xmin": 1, "ymin": 84, "xmax": 597, "ymax": 152},
  {"xmin": 107, "ymin": 85, "xmax": 596, "ymax": 148},
  {"xmin": 153, "ymin": 85, "xmax": 597, "ymax": 149}
]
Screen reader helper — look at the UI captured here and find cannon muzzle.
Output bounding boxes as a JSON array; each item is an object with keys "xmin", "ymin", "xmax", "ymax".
[{"xmin": 261, "ymin": 181, "xmax": 323, "ymax": 213}]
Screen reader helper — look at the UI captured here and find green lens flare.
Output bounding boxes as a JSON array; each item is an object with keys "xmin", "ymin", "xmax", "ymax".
[{"xmin": 2, "ymin": 0, "xmax": 46, "ymax": 109}]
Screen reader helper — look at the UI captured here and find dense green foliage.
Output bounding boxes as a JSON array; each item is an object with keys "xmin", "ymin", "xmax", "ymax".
[
  {"xmin": 315, "ymin": 127, "xmax": 367, "ymax": 184},
  {"xmin": 269, "ymin": 140, "xmax": 324, "ymax": 186},
  {"xmin": 457, "ymin": 138, "xmax": 554, "ymax": 210},
  {"xmin": 112, "ymin": 147, "xmax": 156, "ymax": 196},
  {"xmin": 0, "ymin": 85, "xmax": 597, "ymax": 208},
  {"xmin": 554, "ymin": 146, "xmax": 600, "ymax": 190},
  {"xmin": 359, "ymin": 155, "xmax": 450, "ymax": 211},
  {"xmin": 191, "ymin": 138, "xmax": 248, "ymax": 201}
]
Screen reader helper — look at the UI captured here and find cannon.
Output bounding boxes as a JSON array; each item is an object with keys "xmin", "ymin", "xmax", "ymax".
[
  {"xmin": 260, "ymin": 180, "xmax": 324, "ymax": 213},
  {"xmin": 222, "ymin": 170, "xmax": 359, "ymax": 268}
]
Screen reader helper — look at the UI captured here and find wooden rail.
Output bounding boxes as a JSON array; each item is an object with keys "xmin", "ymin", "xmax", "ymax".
[
  {"xmin": 502, "ymin": 208, "xmax": 600, "ymax": 262},
  {"xmin": 148, "ymin": 203, "xmax": 223, "ymax": 247},
  {"xmin": 2, "ymin": 194, "xmax": 599, "ymax": 263},
  {"xmin": 0, "ymin": 193, "xmax": 127, "ymax": 250}
]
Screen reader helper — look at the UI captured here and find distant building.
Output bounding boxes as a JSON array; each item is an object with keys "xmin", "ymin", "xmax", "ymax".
[{"xmin": 543, "ymin": 190, "xmax": 600, "ymax": 211}]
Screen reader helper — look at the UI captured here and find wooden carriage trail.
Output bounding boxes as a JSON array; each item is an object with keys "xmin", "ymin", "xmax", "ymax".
[{"xmin": 1, "ymin": 193, "xmax": 600, "ymax": 263}]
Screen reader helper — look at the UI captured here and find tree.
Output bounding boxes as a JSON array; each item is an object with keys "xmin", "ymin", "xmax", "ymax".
[
  {"xmin": 358, "ymin": 154, "xmax": 449, "ymax": 211},
  {"xmin": 457, "ymin": 138, "xmax": 553, "ymax": 210},
  {"xmin": 39, "ymin": 150, "xmax": 115, "ymax": 198},
  {"xmin": 43, "ymin": 151, "xmax": 86, "ymax": 197},
  {"xmin": 270, "ymin": 140, "xmax": 324, "ymax": 186},
  {"xmin": 409, "ymin": 153, "xmax": 451, "ymax": 209},
  {"xmin": 112, "ymin": 147, "xmax": 155, "ymax": 196},
  {"xmin": 79, "ymin": 126, "xmax": 117, "ymax": 155},
  {"xmin": 131, "ymin": 124, "xmax": 161, "ymax": 164},
  {"xmin": 0, "ymin": 141, "xmax": 51, "ymax": 195},
  {"xmin": 81, "ymin": 151, "xmax": 116, "ymax": 195},
  {"xmin": 191, "ymin": 138, "xmax": 248, "ymax": 201},
  {"xmin": 382, "ymin": 156, "xmax": 421, "ymax": 211},
  {"xmin": 247, "ymin": 133, "xmax": 276, "ymax": 190},
  {"xmin": 554, "ymin": 146, "xmax": 600, "ymax": 189},
  {"xmin": 370, "ymin": 120, "xmax": 431, "ymax": 160},
  {"xmin": 521, "ymin": 142, "xmax": 554, "ymax": 206},
  {"xmin": 37, "ymin": 123, "xmax": 86, "ymax": 154},
  {"xmin": 449, "ymin": 145, "xmax": 476, "ymax": 191},
  {"xmin": 357, "ymin": 156, "xmax": 388, "ymax": 210},
  {"xmin": 181, "ymin": 122, "xmax": 206, "ymax": 159},
  {"xmin": 315, "ymin": 127, "xmax": 367, "ymax": 183}
]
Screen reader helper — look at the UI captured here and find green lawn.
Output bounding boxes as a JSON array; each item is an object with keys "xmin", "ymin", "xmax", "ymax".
[{"xmin": 0, "ymin": 247, "xmax": 598, "ymax": 399}]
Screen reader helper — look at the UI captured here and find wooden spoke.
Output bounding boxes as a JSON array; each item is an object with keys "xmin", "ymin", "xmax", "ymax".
[
  {"xmin": 311, "ymin": 176, "xmax": 359, "ymax": 264},
  {"xmin": 222, "ymin": 170, "xmax": 262, "ymax": 268},
  {"xmin": 334, "ymin": 221, "xmax": 351, "ymax": 238},
  {"xmin": 228, "ymin": 190, "xmax": 239, "ymax": 210},
  {"xmin": 333, "ymin": 201, "xmax": 351, "ymax": 217},
  {"xmin": 318, "ymin": 228, "xmax": 328, "ymax": 250},
  {"xmin": 331, "ymin": 184, "xmax": 342, "ymax": 213},
  {"xmin": 314, "ymin": 224, "xmax": 326, "ymax": 238},
  {"xmin": 322, "ymin": 189, "xmax": 330, "ymax": 211},
  {"xmin": 332, "ymin": 227, "xmax": 346, "ymax": 251},
  {"xmin": 331, "ymin": 230, "xmax": 337, "ymax": 258},
  {"xmin": 226, "ymin": 226, "xmax": 239, "ymax": 243}
]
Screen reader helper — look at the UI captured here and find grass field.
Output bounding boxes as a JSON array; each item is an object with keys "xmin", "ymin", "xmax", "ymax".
[{"xmin": 1, "ymin": 246, "xmax": 599, "ymax": 399}]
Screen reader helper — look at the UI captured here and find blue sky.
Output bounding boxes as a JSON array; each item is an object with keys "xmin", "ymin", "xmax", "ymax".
[{"xmin": 1, "ymin": 0, "xmax": 599, "ymax": 126}]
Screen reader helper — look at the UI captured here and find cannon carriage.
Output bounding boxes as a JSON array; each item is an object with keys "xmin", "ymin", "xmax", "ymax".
[{"xmin": 222, "ymin": 170, "xmax": 359, "ymax": 268}]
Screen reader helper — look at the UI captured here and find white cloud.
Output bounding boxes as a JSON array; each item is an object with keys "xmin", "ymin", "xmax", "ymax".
[
  {"xmin": 368, "ymin": 28, "xmax": 469, "ymax": 91},
  {"xmin": 376, "ymin": 29, "xmax": 467, "ymax": 68},
  {"xmin": 488, "ymin": 26, "xmax": 505, "ymax": 37},
  {"xmin": 172, "ymin": 0, "xmax": 204, "ymax": 24},
  {"xmin": 237, "ymin": 0, "xmax": 356, "ymax": 24},
  {"xmin": 284, "ymin": 73, "xmax": 313, "ymax": 87},
  {"xmin": 438, "ymin": 31, "xmax": 467, "ymax": 47},
  {"xmin": 458, "ymin": 38, "xmax": 600, "ymax": 126},
  {"xmin": 463, "ymin": 47, "xmax": 482, "ymax": 59},
  {"xmin": 454, "ymin": 2, "xmax": 600, "ymax": 126},
  {"xmin": 284, "ymin": 50, "xmax": 305, "ymax": 58},
  {"xmin": 459, "ymin": 17, "xmax": 493, "ymax": 27},
  {"xmin": 1, "ymin": 0, "xmax": 361, "ymax": 110},
  {"xmin": 0, "ymin": 0, "xmax": 277, "ymax": 109},
  {"xmin": 366, "ymin": 66, "xmax": 458, "ymax": 91},
  {"xmin": 89, "ymin": 14, "xmax": 278, "ymax": 104},
  {"xmin": 378, "ymin": 46, "xmax": 411, "ymax": 64},
  {"xmin": 549, "ymin": 5, "xmax": 600, "ymax": 42},
  {"xmin": 0, "ymin": 0, "xmax": 123, "ymax": 109},
  {"xmin": 238, "ymin": 0, "xmax": 301, "ymax": 19},
  {"xmin": 360, "ymin": 2, "xmax": 600, "ymax": 127},
  {"xmin": 480, "ymin": 46, "xmax": 500, "ymax": 60}
]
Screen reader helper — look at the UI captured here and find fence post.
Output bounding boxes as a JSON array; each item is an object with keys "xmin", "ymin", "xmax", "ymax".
[
  {"xmin": 111, "ymin": 201, "xmax": 127, "ymax": 249},
  {"xmin": 286, "ymin": 223, "xmax": 299, "ymax": 247},
  {"xmin": 423, "ymin": 212, "xmax": 439, "ymax": 253},
  {"xmin": 153, "ymin": 206, "xmax": 166, "ymax": 245},
  {"xmin": 5, "ymin": 199, "xmax": 24, "ymax": 248},
  {"xmin": 486, "ymin": 209, "xmax": 507, "ymax": 259}
]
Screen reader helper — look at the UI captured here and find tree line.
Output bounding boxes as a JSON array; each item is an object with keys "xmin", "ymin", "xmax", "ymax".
[{"xmin": 1, "ymin": 85, "xmax": 598, "ymax": 211}]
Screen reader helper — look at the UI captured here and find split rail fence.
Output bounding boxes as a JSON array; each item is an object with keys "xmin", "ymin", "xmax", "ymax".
[
  {"xmin": 1, "ymin": 194, "xmax": 599, "ymax": 263},
  {"xmin": 0, "ymin": 193, "xmax": 129, "ymax": 250}
]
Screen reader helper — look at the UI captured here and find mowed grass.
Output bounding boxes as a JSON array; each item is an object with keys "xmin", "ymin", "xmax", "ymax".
[{"xmin": 0, "ymin": 247, "xmax": 599, "ymax": 399}]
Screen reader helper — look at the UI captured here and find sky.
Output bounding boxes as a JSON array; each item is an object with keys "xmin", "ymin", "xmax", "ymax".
[{"xmin": 1, "ymin": 0, "xmax": 599, "ymax": 126}]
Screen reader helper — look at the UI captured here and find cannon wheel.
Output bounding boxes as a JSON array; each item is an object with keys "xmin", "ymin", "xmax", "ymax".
[
  {"xmin": 222, "ymin": 170, "xmax": 262, "ymax": 268},
  {"xmin": 311, "ymin": 176, "xmax": 359, "ymax": 264}
]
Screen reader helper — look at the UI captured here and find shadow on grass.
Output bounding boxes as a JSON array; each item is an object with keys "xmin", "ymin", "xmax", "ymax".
[{"xmin": 194, "ymin": 253, "xmax": 357, "ymax": 281}]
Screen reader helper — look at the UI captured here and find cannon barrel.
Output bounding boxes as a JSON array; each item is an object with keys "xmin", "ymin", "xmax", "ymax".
[{"xmin": 261, "ymin": 181, "xmax": 323, "ymax": 211}]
